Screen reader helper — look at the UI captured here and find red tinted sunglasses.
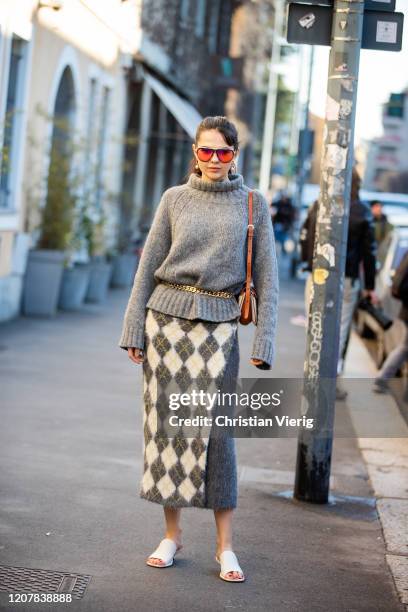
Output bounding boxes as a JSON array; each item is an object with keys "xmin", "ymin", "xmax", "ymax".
[{"xmin": 196, "ymin": 147, "xmax": 235, "ymax": 163}]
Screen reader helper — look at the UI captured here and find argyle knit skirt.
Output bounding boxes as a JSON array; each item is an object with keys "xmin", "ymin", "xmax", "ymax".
[{"xmin": 140, "ymin": 307, "xmax": 240, "ymax": 509}]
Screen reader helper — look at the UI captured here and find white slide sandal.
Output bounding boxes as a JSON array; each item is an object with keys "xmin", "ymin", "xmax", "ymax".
[
  {"xmin": 146, "ymin": 538, "xmax": 181, "ymax": 568},
  {"xmin": 215, "ymin": 550, "xmax": 245, "ymax": 582}
]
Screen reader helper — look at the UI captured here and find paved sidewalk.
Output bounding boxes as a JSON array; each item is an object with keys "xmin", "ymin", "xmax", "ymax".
[
  {"xmin": 343, "ymin": 331, "xmax": 408, "ymax": 608},
  {"xmin": 0, "ymin": 277, "xmax": 403, "ymax": 611}
]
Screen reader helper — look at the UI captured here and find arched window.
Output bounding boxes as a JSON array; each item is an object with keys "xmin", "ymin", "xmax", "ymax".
[
  {"xmin": 40, "ymin": 66, "xmax": 77, "ymax": 250},
  {"xmin": 50, "ymin": 66, "xmax": 76, "ymax": 159}
]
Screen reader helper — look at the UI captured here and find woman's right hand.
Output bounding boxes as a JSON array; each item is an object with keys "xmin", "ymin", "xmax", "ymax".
[{"xmin": 127, "ymin": 347, "xmax": 145, "ymax": 364}]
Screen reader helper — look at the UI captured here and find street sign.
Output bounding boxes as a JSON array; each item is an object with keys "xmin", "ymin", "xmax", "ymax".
[
  {"xmin": 287, "ymin": 4, "xmax": 332, "ymax": 46},
  {"xmin": 287, "ymin": 4, "xmax": 404, "ymax": 51},
  {"xmin": 290, "ymin": 0, "xmax": 332, "ymax": 4},
  {"xmin": 290, "ymin": 0, "xmax": 396, "ymax": 8},
  {"xmin": 365, "ymin": 0, "xmax": 396, "ymax": 11},
  {"xmin": 362, "ymin": 10, "xmax": 404, "ymax": 50}
]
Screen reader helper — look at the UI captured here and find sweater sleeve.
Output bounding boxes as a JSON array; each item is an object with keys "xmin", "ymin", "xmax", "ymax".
[
  {"xmin": 118, "ymin": 191, "xmax": 172, "ymax": 351},
  {"xmin": 361, "ymin": 209, "xmax": 377, "ymax": 291},
  {"xmin": 250, "ymin": 191, "xmax": 279, "ymax": 369}
]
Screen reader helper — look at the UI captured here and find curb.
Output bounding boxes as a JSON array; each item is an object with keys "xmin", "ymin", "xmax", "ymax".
[{"xmin": 345, "ymin": 331, "xmax": 408, "ymax": 608}]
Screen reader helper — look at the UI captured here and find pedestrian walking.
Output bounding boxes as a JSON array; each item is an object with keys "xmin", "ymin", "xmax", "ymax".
[
  {"xmin": 374, "ymin": 249, "xmax": 408, "ymax": 393},
  {"xmin": 370, "ymin": 199, "xmax": 393, "ymax": 247},
  {"xmin": 271, "ymin": 193, "xmax": 296, "ymax": 255},
  {"xmin": 118, "ymin": 116, "xmax": 279, "ymax": 582},
  {"xmin": 300, "ymin": 168, "xmax": 378, "ymax": 397}
]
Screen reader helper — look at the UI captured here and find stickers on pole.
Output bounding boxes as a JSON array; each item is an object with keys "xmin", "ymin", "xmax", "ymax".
[
  {"xmin": 334, "ymin": 52, "xmax": 350, "ymax": 75},
  {"xmin": 316, "ymin": 243, "xmax": 335, "ymax": 267},
  {"xmin": 327, "ymin": 176, "xmax": 345, "ymax": 197},
  {"xmin": 328, "ymin": 127, "xmax": 350, "ymax": 148},
  {"xmin": 326, "ymin": 144, "xmax": 347, "ymax": 173},
  {"xmin": 335, "ymin": 62, "xmax": 349, "ymax": 73},
  {"xmin": 339, "ymin": 99, "xmax": 352, "ymax": 119},
  {"xmin": 341, "ymin": 79, "xmax": 354, "ymax": 94},
  {"xmin": 326, "ymin": 95, "xmax": 339, "ymax": 121},
  {"xmin": 317, "ymin": 200, "xmax": 331, "ymax": 225},
  {"xmin": 313, "ymin": 269, "xmax": 329, "ymax": 285},
  {"xmin": 338, "ymin": 128, "xmax": 350, "ymax": 148}
]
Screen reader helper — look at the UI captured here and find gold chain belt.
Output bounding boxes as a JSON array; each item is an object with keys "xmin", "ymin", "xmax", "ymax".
[{"xmin": 161, "ymin": 280, "xmax": 233, "ymax": 299}]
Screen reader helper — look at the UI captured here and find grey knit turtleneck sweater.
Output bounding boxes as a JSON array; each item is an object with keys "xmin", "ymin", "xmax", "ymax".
[{"xmin": 118, "ymin": 172, "xmax": 279, "ymax": 368}]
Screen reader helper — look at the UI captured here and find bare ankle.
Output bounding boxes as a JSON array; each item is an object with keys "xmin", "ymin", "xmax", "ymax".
[
  {"xmin": 166, "ymin": 527, "xmax": 182, "ymax": 541},
  {"xmin": 217, "ymin": 543, "xmax": 232, "ymax": 554}
]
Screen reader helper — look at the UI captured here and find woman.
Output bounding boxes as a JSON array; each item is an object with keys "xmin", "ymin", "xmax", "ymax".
[{"xmin": 119, "ymin": 116, "xmax": 279, "ymax": 582}]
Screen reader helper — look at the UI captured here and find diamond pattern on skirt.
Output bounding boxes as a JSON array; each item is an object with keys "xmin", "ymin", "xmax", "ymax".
[
  {"xmin": 207, "ymin": 350, "xmax": 227, "ymax": 379},
  {"xmin": 140, "ymin": 308, "xmax": 238, "ymax": 508},
  {"xmin": 163, "ymin": 347, "xmax": 183, "ymax": 375},
  {"xmin": 185, "ymin": 351, "xmax": 205, "ymax": 378}
]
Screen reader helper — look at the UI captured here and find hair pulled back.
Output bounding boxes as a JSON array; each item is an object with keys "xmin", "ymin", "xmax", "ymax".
[{"xmin": 186, "ymin": 116, "xmax": 239, "ymax": 179}]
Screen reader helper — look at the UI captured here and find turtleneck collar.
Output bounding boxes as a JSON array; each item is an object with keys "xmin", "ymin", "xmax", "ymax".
[{"xmin": 187, "ymin": 172, "xmax": 244, "ymax": 193}]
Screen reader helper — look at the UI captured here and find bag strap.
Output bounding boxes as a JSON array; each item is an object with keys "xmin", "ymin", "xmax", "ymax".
[{"xmin": 243, "ymin": 190, "xmax": 254, "ymax": 319}]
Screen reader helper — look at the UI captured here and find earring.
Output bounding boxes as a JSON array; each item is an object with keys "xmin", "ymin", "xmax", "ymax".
[
  {"xmin": 195, "ymin": 162, "xmax": 199, "ymax": 170},
  {"xmin": 231, "ymin": 162, "xmax": 236, "ymax": 173}
]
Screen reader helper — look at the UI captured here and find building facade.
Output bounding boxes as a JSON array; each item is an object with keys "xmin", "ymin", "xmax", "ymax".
[
  {"xmin": 363, "ymin": 90, "xmax": 408, "ymax": 192},
  {"xmin": 0, "ymin": 0, "xmax": 138, "ymax": 321},
  {"xmin": 120, "ymin": 0, "xmax": 250, "ymax": 247},
  {"xmin": 121, "ymin": 0, "xmax": 287, "ymax": 246},
  {"xmin": 0, "ymin": 0, "xmax": 283, "ymax": 322}
]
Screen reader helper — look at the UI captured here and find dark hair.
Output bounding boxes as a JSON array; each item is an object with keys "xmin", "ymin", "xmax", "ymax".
[
  {"xmin": 351, "ymin": 167, "xmax": 361, "ymax": 202},
  {"xmin": 185, "ymin": 116, "xmax": 240, "ymax": 181},
  {"xmin": 370, "ymin": 200, "xmax": 382, "ymax": 207}
]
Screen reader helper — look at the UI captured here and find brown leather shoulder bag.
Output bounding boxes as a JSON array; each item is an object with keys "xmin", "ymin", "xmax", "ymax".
[{"xmin": 238, "ymin": 190, "xmax": 258, "ymax": 325}]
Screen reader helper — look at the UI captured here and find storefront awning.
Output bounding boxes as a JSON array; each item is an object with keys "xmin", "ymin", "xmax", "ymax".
[{"xmin": 143, "ymin": 71, "xmax": 202, "ymax": 139}]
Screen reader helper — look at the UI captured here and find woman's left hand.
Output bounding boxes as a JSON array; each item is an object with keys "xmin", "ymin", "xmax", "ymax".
[{"xmin": 250, "ymin": 358, "xmax": 264, "ymax": 366}]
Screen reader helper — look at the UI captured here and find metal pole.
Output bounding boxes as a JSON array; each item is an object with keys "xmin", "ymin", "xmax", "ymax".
[
  {"xmin": 294, "ymin": 0, "xmax": 364, "ymax": 503},
  {"xmin": 259, "ymin": 0, "xmax": 285, "ymax": 194},
  {"xmin": 288, "ymin": 45, "xmax": 303, "ymax": 164},
  {"xmin": 290, "ymin": 45, "xmax": 315, "ymax": 277},
  {"xmin": 295, "ymin": 45, "xmax": 314, "ymax": 209}
]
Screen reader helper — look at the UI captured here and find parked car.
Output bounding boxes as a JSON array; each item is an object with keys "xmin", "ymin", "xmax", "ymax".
[{"xmin": 355, "ymin": 227, "xmax": 408, "ymax": 366}]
